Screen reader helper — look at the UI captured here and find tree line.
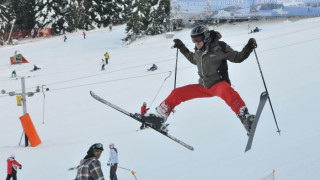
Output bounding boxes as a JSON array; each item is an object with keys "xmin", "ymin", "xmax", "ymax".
[{"xmin": 0, "ymin": 0, "xmax": 170, "ymax": 42}]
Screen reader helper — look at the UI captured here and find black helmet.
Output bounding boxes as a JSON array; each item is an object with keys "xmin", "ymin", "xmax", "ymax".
[{"xmin": 190, "ymin": 24, "xmax": 210, "ymax": 42}]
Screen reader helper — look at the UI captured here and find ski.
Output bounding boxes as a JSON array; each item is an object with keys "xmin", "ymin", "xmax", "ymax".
[
  {"xmin": 245, "ymin": 91, "xmax": 268, "ymax": 152},
  {"xmin": 90, "ymin": 91, "xmax": 194, "ymax": 151}
]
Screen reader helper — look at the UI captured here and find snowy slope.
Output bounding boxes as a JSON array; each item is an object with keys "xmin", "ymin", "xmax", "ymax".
[{"xmin": 1, "ymin": 18, "xmax": 320, "ymax": 180}]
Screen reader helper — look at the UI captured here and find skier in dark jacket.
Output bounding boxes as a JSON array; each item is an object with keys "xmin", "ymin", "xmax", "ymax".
[
  {"xmin": 76, "ymin": 143, "xmax": 105, "ymax": 180},
  {"xmin": 148, "ymin": 64, "xmax": 157, "ymax": 71},
  {"xmin": 148, "ymin": 24, "xmax": 257, "ymax": 134},
  {"xmin": 33, "ymin": 65, "xmax": 40, "ymax": 71}
]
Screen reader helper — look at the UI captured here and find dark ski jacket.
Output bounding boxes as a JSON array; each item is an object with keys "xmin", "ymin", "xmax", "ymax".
[{"xmin": 179, "ymin": 31, "xmax": 253, "ymax": 89}]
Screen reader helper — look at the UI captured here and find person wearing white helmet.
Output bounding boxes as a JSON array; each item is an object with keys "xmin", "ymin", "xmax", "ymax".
[
  {"xmin": 6, "ymin": 153, "xmax": 22, "ymax": 180},
  {"xmin": 107, "ymin": 143, "xmax": 118, "ymax": 180},
  {"xmin": 140, "ymin": 102, "xmax": 150, "ymax": 129}
]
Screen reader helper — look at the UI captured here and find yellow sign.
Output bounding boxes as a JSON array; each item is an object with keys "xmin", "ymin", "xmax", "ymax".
[{"xmin": 16, "ymin": 95, "xmax": 22, "ymax": 106}]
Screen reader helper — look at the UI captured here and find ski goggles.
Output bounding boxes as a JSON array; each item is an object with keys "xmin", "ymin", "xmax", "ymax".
[
  {"xmin": 93, "ymin": 143, "xmax": 104, "ymax": 150},
  {"xmin": 191, "ymin": 36, "xmax": 204, "ymax": 43}
]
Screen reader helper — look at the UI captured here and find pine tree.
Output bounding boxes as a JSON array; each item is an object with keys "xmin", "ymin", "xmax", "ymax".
[
  {"xmin": 110, "ymin": 0, "xmax": 126, "ymax": 25},
  {"xmin": 86, "ymin": 0, "xmax": 110, "ymax": 28},
  {"xmin": 146, "ymin": 0, "xmax": 170, "ymax": 35},
  {"xmin": 35, "ymin": 0, "xmax": 71, "ymax": 35},
  {"xmin": 9, "ymin": 0, "xmax": 36, "ymax": 31},
  {"xmin": 0, "ymin": 3, "xmax": 12, "ymax": 34},
  {"xmin": 124, "ymin": 0, "xmax": 152, "ymax": 42}
]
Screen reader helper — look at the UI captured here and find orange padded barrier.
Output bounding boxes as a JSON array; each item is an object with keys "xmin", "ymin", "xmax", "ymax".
[
  {"xmin": 19, "ymin": 113, "xmax": 41, "ymax": 147},
  {"xmin": 10, "ymin": 56, "xmax": 29, "ymax": 65}
]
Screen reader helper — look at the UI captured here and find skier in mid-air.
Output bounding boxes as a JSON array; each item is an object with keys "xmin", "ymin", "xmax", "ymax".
[{"xmin": 145, "ymin": 24, "xmax": 258, "ymax": 134}]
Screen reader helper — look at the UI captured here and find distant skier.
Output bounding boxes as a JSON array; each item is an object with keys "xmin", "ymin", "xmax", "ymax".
[
  {"xmin": 13, "ymin": 50, "xmax": 22, "ymax": 63},
  {"xmin": 146, "ymin": 24, "xmax": 258, "ymax": 134},
  {"xmin": 250, "ymin": 27, "xmax": 260, "ymax": 33},
  {"xmin": 109, "ymin": 25, "xmax": 112, "ymax": 31},
  {"xmin": 83, "ymin": 31, "xmax": 86, "ymax": 39},
  {"xmin": 6, "ymin": 153, "xmax": 22, "ymax": 180},
  {"xmin": 11, "ymin": 70, "xmax": 16, "ymax": 78},
  {"xmin": 148, "ymin": 64, "xmax": 158, "ymax": 71},
  {"xmin": 104, "ymin": 51, "xmax": 109, "ymax": 64},
  {"xmin": 140, "ymin": 102, "xmax": 150, "ymax": 129},
  {"xmin": 63, "ymin": 35, "xmax": 67, "ymax": 42},
  {"xmin": 101, "ymin": 59, "xmax": 106, "ymax": 71},
  {"xmin": 32, "ymin": 65, "xmax": 40, "ymax": 71},
  {"xmin": 107, "ymin": 143, "xmax": 118, "ymax": 180},
  {"xmin": 75, "ymin": 143, "xmax": 104, "ymax": 179}
]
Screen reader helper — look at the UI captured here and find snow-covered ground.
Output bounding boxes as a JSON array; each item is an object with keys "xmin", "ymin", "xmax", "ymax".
[{"xmin": 1, "ymin": 17, "xmax": 320, "ymax": 179}]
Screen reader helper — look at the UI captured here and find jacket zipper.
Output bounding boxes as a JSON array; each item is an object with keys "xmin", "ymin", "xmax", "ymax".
[{"xmin": 200, "ymin": 51, "xmax": 206, "ymax": 88}]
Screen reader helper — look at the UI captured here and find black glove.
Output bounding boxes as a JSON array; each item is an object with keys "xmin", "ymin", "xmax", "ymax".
[
  {"xmin": 209, "ymin": 30, "xmax": 216, "ymax": 39},
  {"xmin": 146, "ymin": 108, "xmax": 150, "ymax": 111},
  {"xmin": 246, "ymin": 38, "xmax": 257, "ymax": 50},
  {"xmin": 173, "ymin": 39, "xmax": 185, "ymax": 49},
  {"xmin": 19, "ymin": 165, "xmax": 22, "ymax": 169}
]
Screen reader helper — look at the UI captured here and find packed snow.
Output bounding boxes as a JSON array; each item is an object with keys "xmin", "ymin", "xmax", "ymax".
[{"xmin": 1, "ymin": 17, "xmax": 320, "ymax": 179}]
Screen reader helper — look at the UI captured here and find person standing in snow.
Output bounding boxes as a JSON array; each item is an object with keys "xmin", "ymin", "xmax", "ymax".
[
  {"xmin": 11, "ymin": 70, "xmax": 17, "ymax": 78},
  {"xmin": 76, "ymin": 143, "xmax": 105, "ymax": 180},
  {"xmin": 140, "ymin": 102, "xmax": 150, "ymax": 129},
  {"xmin": 64, "ymin": 35, "xmax": 67, "ymax": 42},
  {"xmin": 83, "ymin": 31, "xmax": 86, "ymax": 39},
  {"xmin": 101, "ymin": 59, "xmax": 106, "ymax": 71},
  {"xmin": 109, "ymin": 25, "xmax": 112, "ymax": 31},
  {"xmin": 147, "ymin": 24, "xmax": 258, "ymax": 134},
  {"xmin": 107, "ymin": 143, "xmax": 118, "ymax": 180},
  {"xmin": 6, "ymin": 153, "xmax": 22, "ymax": 180},
  {"xmin": 104, "ymin": 52, "xmax": 109, "ymax": 64}
]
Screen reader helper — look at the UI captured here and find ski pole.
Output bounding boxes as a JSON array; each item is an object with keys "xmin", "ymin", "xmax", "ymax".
[
  {"xmin": 131, "ymin": 170, "xmax": 138, "ymax": 180},
  {"xmin": 253, "ymin": 49, "xmax": 281, "ymax": 135},
  {"xmin": 149, "ymin": 71, "xmax": 172, "ymax": 108},
  {"xmin": 68, "ymin": 165, "xmax": 79, "ymax": 171},
  {"xmin": 108, "ymin": 164, "xmax": 138, "ymax": 179},
  {"xmin": 174, "ymin": 48, "xmax": 178, "ymax": 89}
]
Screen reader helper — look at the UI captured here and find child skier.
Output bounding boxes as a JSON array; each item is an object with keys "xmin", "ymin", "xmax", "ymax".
[
  {"xmin": 101, "ymin": 59, "xmax": 106, "ymax": 70},
  {"xmin": 140, "ymin": 102, "xmax": 149, "ymax": 129},
  {"xmin": 6, "ymin": 153, "xmax": 22, "ymax": 180}
]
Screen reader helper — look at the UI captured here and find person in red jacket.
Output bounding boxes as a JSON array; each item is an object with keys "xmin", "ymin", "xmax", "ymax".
[
  {"xmin": 140, "ymin": 102, "xmax": 149, "ymax": 129},
  {"xmin": 6, "ymin": 153, "xmax": 22, "ymax": 180}
]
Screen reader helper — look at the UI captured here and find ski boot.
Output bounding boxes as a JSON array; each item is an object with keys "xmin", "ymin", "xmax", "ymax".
[{"xmin": 238, "ymin": 106, "xmax": 255, "ymax": 135}]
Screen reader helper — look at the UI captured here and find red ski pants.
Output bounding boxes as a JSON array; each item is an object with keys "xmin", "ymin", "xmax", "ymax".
[{"xmin": 163, "ymin": 81, "xmax": 246, "ymax": 115}]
